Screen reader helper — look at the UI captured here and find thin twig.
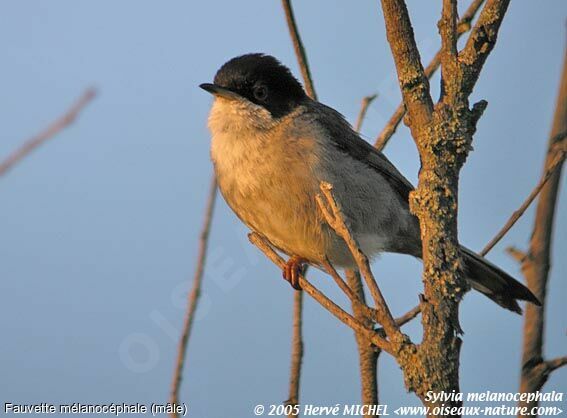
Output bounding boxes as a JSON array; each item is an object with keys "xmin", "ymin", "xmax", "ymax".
[
  {"xmin": 322, "ymin": 258, "xmax": 366, "ymax": 309},
  {"xmin": 546, "ymin": 356, "xmax": 567, "ymax": 372},
  {"xmin": 323, "ymin": 258, "xmax": 421, "ymax": 328},
  {"xmin": 281, "ymin": 0, "xmax": 317, "ymax": 100},
  {"xmin": 169, "ymin": 176, "xmax": 218, "ymax": 415},
  {"xmin": 375, "ymin": 0, "xmax": 486, "ymax": 150},
  {"xmin": 480, "ymin": 140, "xmax": 566, "ymax": 256},
  {"xmin": 286, "ymin": 290, "xmax": 303, "ymax": 416},
  {"xmin": 0, "ymin": 88, "xmax": 96, "ymax": 177},
  {"xmin": 248, "ymin": 233, "xmax": 394, "ymax": 355},
  {"xmin": 354, "ymin": 94, "xmax": 378, "ymax": 133},
  {"xmin": 393, "ymin": 305, "xmax": 421, "ymax": 328},
  {"xmin": 316, "ymin": 182, "xmax": 402, "ymax": 342},
  {"xmin": 506, "ymin": 246, "xmax": 526, "ymax": 263}
]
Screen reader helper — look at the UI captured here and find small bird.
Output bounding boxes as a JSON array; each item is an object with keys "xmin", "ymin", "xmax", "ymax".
[{"xmin": 200, "ymin": 53, "xmax": 540, "ymax": 313}]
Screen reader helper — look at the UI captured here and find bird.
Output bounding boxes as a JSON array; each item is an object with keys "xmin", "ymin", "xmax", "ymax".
[{"xmin": 200, "ymin": 53, "xmax": 540, "ymax": 314}]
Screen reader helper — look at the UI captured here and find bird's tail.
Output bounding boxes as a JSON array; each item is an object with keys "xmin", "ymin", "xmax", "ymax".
[{"xmin": 460, "ymin": 246, "xmax": 541, "ymax": 314}]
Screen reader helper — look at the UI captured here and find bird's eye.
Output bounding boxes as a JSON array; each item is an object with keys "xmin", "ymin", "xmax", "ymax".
[{"xmin": 253, "ymin": 85, "xmax": 268, "ymax": 101}]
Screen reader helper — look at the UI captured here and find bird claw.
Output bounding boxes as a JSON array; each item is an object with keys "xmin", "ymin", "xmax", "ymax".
[{"xmin": 282, "ymin": 256, "xmax": 305, "ymax": 290}]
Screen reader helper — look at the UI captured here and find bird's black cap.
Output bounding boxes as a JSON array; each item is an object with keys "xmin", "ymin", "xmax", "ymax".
[{"xmin": 200, "ymin": 53, "xmax": 307, "ymax": 118}]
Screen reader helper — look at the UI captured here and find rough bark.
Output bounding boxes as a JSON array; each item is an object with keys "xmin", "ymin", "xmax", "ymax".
[
  {"xmin": 375, "ymin": 0, "xmax": 486, "ymax": 150},
  {"xmin": 378, "ymin": 1, "xmax": 508, "ymax": 415}
]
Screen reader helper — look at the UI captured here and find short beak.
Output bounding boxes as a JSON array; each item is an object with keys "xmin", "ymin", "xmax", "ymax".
[{"xmin": 199, "ymin": 83, "xmax": 242, "ymax": 101}]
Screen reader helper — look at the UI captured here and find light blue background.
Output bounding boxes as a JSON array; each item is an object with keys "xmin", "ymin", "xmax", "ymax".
[{"xmin": 0, "ymin": 1, "xmax": 565, "ymax": 417}]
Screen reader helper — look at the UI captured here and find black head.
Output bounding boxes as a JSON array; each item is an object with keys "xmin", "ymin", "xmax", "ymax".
[{"xmin": 200, "ymin": 53, "xmax": 307, "ymax": 118}]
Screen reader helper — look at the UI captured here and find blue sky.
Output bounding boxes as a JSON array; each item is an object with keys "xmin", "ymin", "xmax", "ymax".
[{"xmin": 0, "ymin": 1, "xmax": 565, "ymax": 417}]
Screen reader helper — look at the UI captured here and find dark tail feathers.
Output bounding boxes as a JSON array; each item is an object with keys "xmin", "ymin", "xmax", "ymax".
[{"xmin": 461, "ymin": 247, "xmax": 541, "ymax": 314}]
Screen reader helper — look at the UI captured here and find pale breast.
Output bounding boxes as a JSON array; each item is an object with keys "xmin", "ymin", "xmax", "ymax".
[{"xmin": 209, "ymin": 104, "xmax": 330, "ymax": 263}]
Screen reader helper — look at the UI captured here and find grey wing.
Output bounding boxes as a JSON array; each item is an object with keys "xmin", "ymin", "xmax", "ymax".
[{"xmin": 314, "ymin": 102, "xmax": 414, "ymax": 203}]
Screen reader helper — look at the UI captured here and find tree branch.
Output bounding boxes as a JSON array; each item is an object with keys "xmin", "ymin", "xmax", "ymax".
[
  {"xmin": 440, "ymin": 0, "xmax": 458, "ymax": 60},
  {"xmin": 459, "ymin": 0, "xmax": 511, "ymax": 97},
  {"xmin": 517, "ymin": 42, "xmax": 567, "ymax": 416},
  {"xmin": 439, "ymin": 0, "xmax": 460, "ymax": 101},
  {"xmin": 393, "ymin": 305, "xmax": 421, "ymax": 328},
  {"xmin": 346, "ymin": 269, "xmax": 379, "ymax": 413},
  {"xmin": 354, "ymin": 94, "xmax": 378, "ymax": 133},
  {"xmin": 480, "ymin": 137, "xmax": 566, "ymax": 256},
  {"xmin": 322, "ymin": 258, "xmax": 368, "ymax": 312},
  {"xmin": 506, "ymin": 246, "xmax": 527, "ymax": 264},
  {"xmin": 546, "ymin": 356, "xmax": 567, "ymax": 372},
  {"xmin": 316, "ymin": 182, "xmax": 403, "ymax": 343},
  {"xmin": 379, "ymin": 0, "xmax": 433, "ymax": 139},
  {"xmin": 248, "ymin": 233, "xmax": 395, "ymax": 355},
  {"xmin": 0, "ymin": 88, "xmax": 96, "ymax": 177},
  {"xmin": 281, "ymin": 0, "xmax": 317, "ymax": 100},
  {"xmin": 169, "ymin": 176, "xmax": 218, "ymax": 416},
  {"xmin": 375, "ymin": 0, "xmax": 487, "ymax": 150},
  {"xmin": 323, "ymin": 258, "xmax": 421, "ymax": 329},
  {"xmin": 378, "ymin": 0, "xmax": 513, "ymax": 412},
  {"xmin": 286, "ymin": 290, "xmax": 303, "ymax": 417}
]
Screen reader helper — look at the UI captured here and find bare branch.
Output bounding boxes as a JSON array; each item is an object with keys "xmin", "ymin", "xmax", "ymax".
[
  {"xmin": 322, "ymin": 258, "xmax": 367, "ymax": 309},
  {"xmin": 377, "ymin": 0, "xmax": 513, "ymax": 407},
  {"xmin": 379, "ymin": 0, "xmax": 433, "ymax": 138},
  {"xmin": 354, "ymin": 94, "xmax": 378, "ymax": 133},
  {"xmin": 323, "ymin": 258, "xmax": 421, "ymax": 329},
  {"xmin": 281, "ymin": 0, "xmax": 317, "ymax": 100},
  {"xmin": 375, "ymin": 305, "xmax": 422, "ymax": 342},
  {"xmin": 286, "ymin": 290, "xmax": 303, "ymax": 416},
  {"xmin": 480, "ymin": 138, "xmax": 566, "ymax": 256},
  {"xmin": 0, "ymin": 88, "xmax": 96, "ymax": 177},
  {"xmin": 169, "ymin": 176, "xmax": 218, "ymax": 414},
  {"xmin": 546, "ymin": 356, "xmax": 567, "ymax": 372},
  {"xmin": 394, "ymin": 305, "xmax": 421, "ymax": 328},
  {"xmin": 506, "ymin": 246, "xmax": 527, "ymax": 264},
  {"xmin": 375, "ymin": 0, "xmax": 486, "ymax": 150},
  {"xmin": 457, "ymin": 0, "xmax": 486, "ymax": 33},
  {"xmin": 316, "ymin": 182, "xmax": 403, "ymax": 343},
  {"xmin": 375, "ymin": 106, "xmax": 407, "ymax": 151},
  {"xmin": 440, "ymin": 0, "xmax": 458, "ymax": 60},
  {"xmin": 459, "ymin": 0, "xmax": 511, "ymax": 97},
  {"xmin": 280, "ymin": 1, "xmax": 315, "ymax": 409},
  {"xmin": 439, "ymin": 0, "xmax": 460, "ymax": 104},
  {"xmin": 518, "ymin": 43, "xmax": 567, "ymax": 414},
  {"xmin": 346, "ymin": 269, "xmax": 379, "ymax": 408},
  {"xmin": 248, "ymin": 233, "xmax": 394, "ymax": 355}
]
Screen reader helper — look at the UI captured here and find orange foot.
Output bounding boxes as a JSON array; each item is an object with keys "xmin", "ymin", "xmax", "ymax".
[{"xmin": 282, "ymin": 256, "xmax": 306, "ymax": 290}]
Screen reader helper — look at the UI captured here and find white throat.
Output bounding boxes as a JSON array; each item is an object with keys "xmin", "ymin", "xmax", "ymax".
[{"xmin": 207, "ymin": 97, "xmax": 276, "ymax": 138}]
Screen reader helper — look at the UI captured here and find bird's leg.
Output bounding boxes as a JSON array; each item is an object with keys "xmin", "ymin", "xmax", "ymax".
[{"xmin": 283, "ymin": 256, "xmax": 306, "ymax": 290}]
